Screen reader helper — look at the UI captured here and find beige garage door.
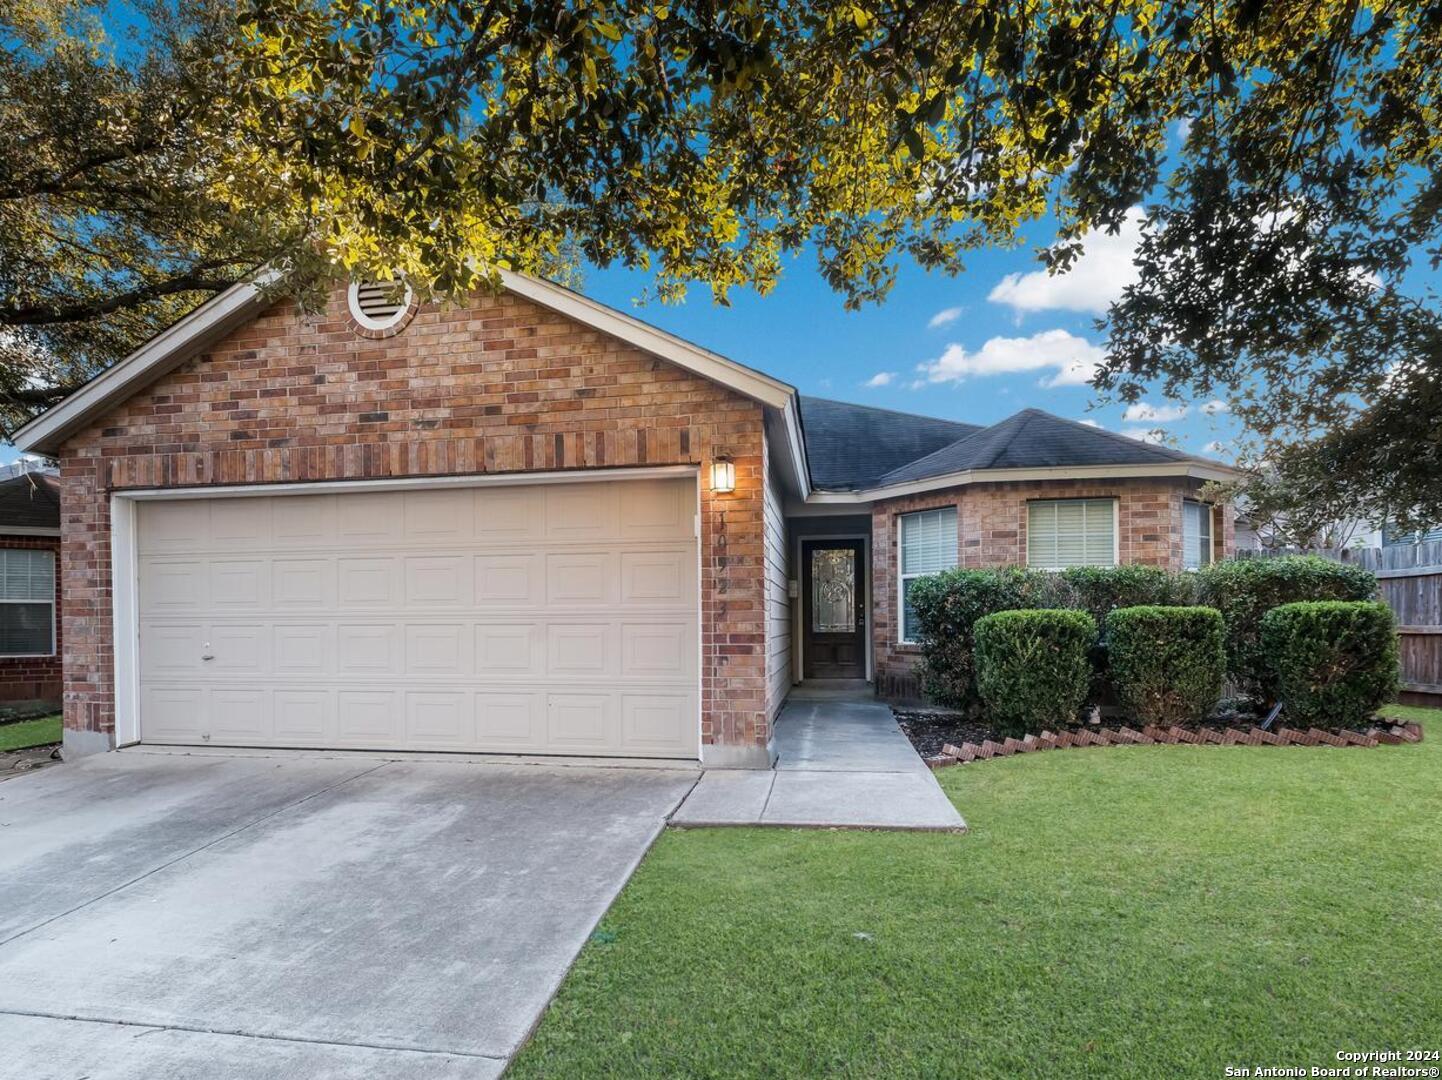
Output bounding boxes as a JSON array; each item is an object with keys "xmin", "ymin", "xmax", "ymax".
[{"xmin": 135, "ymin": 477, "xmax": 699, "ymax": 758}]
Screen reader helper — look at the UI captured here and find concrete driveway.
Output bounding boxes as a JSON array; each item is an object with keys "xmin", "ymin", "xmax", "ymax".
[{"xmin": 0, "ymin": 749, "xmax": 697, "ymax": 1079}]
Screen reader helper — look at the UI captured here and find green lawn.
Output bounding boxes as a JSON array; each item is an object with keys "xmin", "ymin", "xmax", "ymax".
[
  {"xmin": 0, "ymin": 714, "xmax": 61, "ymax": 752},
  {"xmin": 510, "ymin": 705, "xmax": 1442, "ymax": 1079}
]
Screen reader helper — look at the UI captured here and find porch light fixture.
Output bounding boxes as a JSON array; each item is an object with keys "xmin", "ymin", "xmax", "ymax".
[{"xmin": 710, "ymin": 455, "xmax": 736, "ymax": 494}]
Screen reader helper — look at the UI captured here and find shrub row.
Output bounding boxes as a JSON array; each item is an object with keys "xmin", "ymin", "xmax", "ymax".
[
  {"xmin": 908, "ymin": 556, "xmax": 1378, "ymax": 710},
  {"xmin": 970, "ymin": 600, "xmax": 1397, "ymax": 735}
]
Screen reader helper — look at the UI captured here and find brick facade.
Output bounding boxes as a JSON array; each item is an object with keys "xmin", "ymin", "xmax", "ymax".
[
  {"xmin": 0, "ymin": 534, "xmax": 62, "ymax": 705},
  {"xmin": 871, "ymin": 477, "xmax": 1235, "ymax": 691},
  {"xmin": 57, "ymin": 286, "xmax": 771, "ymax": 755}
]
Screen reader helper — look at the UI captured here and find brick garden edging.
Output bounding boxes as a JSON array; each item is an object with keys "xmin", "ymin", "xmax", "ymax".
[{"xmin": 926, "ymin": 720, "xmax": 1424, "ymax": 768}]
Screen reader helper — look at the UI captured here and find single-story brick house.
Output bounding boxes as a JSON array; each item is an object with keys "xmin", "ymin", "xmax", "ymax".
[
  {"xmin": 0, "ymin": 469, "xmax": 63, "ymax": 710},
  {"xmin": 12, "ymin": 273, "xmax": 1235, "ymax": 765}
]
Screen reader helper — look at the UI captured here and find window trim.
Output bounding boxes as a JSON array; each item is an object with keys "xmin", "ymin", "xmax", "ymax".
[
  {"xmin": 897, "ymin": 505, "xmax": 959, "ymax": 645},
  {"xmin": 1024, "ymin": 497, "xmax": 1120, "ymax": 571},
  {"xmin": 0, "ymin": 548, "xmax": 57, "ymax": 658},
  {"xmin": 1182, "ymin": 498, "xmax": 1215, "ymax": 571}
]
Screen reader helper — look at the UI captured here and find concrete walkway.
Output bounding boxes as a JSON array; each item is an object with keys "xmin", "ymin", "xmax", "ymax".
[{"xmin": 671, "ymin": 690, "xmax": 966, "ymax": 832}]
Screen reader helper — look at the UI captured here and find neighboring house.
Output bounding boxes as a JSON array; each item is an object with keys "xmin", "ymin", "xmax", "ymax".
[
  {"xmin": 12, "ymin": 274, "xmax": 1235, "ymax": 764},
  {"xmin": 0, "ymin": 469, "xmax": 62, "ymax": 709}
]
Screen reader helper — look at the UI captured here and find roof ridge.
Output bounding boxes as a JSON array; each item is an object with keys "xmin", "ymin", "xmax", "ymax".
[
  {"xmin": 800, "ymin": 395, "xmax": 982, "ymax": 429},
  {"xmin": 1030, "ymin": 408, "xmax": 1195, "ymax": 462}
]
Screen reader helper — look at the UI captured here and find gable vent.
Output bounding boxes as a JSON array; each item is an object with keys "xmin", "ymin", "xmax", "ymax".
[{"xmin": 347, "ymin": 279, "xmax": 414, "ymax": 333}]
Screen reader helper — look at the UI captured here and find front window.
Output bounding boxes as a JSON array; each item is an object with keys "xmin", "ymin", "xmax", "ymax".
[
  {"xmin": 1183, "ymin": 500, "xmax": 1214, "ymax": 570},
  {"xmin": 1027, "ymin": 498, "xmax": 1117, "ymax": 569},
  {"xmin": 0, "ymin": 549, "xmax": 55, "ymax": 656},
  {"xmin": 899, "ymin": 507, "xmax": 957, "ymax": 643}
]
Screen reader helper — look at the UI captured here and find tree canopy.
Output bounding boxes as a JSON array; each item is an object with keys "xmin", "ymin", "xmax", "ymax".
[{"xmin": 2, "ymin": 0, "xmax": 1439, "ymax": 530}]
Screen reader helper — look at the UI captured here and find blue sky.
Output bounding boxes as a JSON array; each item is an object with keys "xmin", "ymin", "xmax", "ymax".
[{"xmin": 580, "ymin": 211, "xmax": 1241, "ymax": 459}]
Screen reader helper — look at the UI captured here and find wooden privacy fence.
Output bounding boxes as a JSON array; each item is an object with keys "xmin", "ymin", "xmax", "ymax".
[{"xmin": 1242, "ymin": 541, "xmax": 1442, "ymax": 706}]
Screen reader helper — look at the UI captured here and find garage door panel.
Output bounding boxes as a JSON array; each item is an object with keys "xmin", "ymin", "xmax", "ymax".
[
  {"xmin": 475, "ymin": 624, "xmax": 541, "ymax": 675},
  {"xmin": 210, "ymin": 624, "xmax": 267, "ymax": 673},
  {"xmin": 546, "ymin": 693, "xmax": 612, "ymax": 749},
  {"xmin": 545, "ymin": 483, "xmax": 619, "ymax": 540},
  {"xmin": 545, "ymin": 552, "xmax": 618, "ymax": 605},
  {"xmin": 274, "ymin": 690, "xmax": 332, "ymax": 742},
  {"xmin": 273, "ymin": 495, "xmax": 336, "ymax": 547},
  {"xmin": 337, "ymin": 557, "xmax": 400, "ymax": 608},
  {"xmin": 141, "ymin": 560, "xmax": 206, "ymax": 612},
  {"xmin": 403, "ymin": 489, "xmax": 474, "ymax": 542},
  {"xmin": 210, "ymin": 560, "xmax": 267, "ymax": 608},
  {"xmin": 139, "ymin": 501, "xmax": 208, "ymax": 553},
  {"xmin": 211, "ymin": 689, "xmax": 271, "ymax": 742},
  {"xmin": 620, "ymin": 481, "xmax": 692, "ymax": 540},
  {"xmin": 620, "ymin": 549, "xmax": 695, "ymax": 606},
  {"xmin": 337, "ymin": 624, "xmax": 399, "ymax": 674},
  {"xmin": 404, "ymin": 555, "xmax": 471, "ymax": 607},
  {"xmin": 142, "ymin": 687, "xmax": 205, "ymax": 741},
  {"xmin": 271, "ymin": 559, "xmax": 335, "ymax": 608},
  {"xmin": 404, "ymin": 624, "xmax": 470, "ymax": 674},
  {"xmin": 474, "ymin": 487, "xmax": 543, "ymax": 541},
  {"xmin": 474, "ymin": 554, "xmax": 541, "ymax": 607},
  {"xmin": 622, "ymin": 694, "xmax": 696, "ymax": 753},
  {"xmin": 622, "ymin": 622, "xmax": 696, "ymax": 678},
  {"xmin": 210, "ymin": 497, "xmax": 271, "ymax": 549},
  {"xmin": 476, "ymin": 691, "xmax": 543, "ymax": 745},
  {"xmin": 137, "ymin": 478, "xmax": 698, "ymax": 758},
  {"xmin": 272, "ymin": 624, "xmax": 329, "ymax": 675},
  {"xmin": 337, "ymin": 493, "xmax": 404, "ymax": 543},
  {"xmin": 141, "ymin": 623, "xmax": 205, "ymax": 676},
  {"xmin": 336, "ymin": 690, "xmax": 401, "ymax": 743},
  {"xmin": 404, "ymin": 690, "xmax": 473, "ymax": 746}
]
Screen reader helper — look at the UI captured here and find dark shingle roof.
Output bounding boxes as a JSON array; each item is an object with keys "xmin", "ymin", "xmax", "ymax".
[
  {"xmin": 0, "ymin": 472, "xmax": 59, "ymax": 531},
  {"xmin": 800, "ymin": 400, "xmax": 1204, "ymax": 491},
  {"xmin": 798, "ymin": 396, "xmax": 983, "ymax": 490},
  {"xmin": 876, "ymin": 408, "xmax": 1194, "ymax": 486}
]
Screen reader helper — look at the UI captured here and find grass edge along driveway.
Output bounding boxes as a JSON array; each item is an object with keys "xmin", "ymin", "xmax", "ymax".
[
  {"xmin": 0, "ymin": 714, "xmax": 61, "ymax": 753},
  {"xmin": 510, "ymin": 705, "xmax": 1442, "ymax": 1080}
]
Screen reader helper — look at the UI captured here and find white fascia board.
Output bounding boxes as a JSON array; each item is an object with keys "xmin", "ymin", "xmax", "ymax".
[
  {"xmin": 11, "ymin": 271, "xmax": 282, "ymax": 456},
  {"xmin": 806, "ymin": 462, "xmax": 1239, "ymax": 503},
  {"xmin": 497, "ymin": 269, "xmax": 795, "ymax": 409}
]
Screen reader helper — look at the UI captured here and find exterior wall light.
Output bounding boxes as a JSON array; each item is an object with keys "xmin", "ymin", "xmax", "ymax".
[{"xmin": 710, "ymin": 455, "xmax": 736, "ymax": 494}]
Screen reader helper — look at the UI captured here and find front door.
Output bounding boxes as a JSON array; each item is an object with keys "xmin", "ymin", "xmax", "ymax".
[{"xmin": 802, "ymin": 540, "xmax": 866, "ymax": 679}]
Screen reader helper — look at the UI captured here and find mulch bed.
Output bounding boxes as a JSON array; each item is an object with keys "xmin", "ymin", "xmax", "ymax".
[{"xmin": 895, "ymin": 708, "xmax": 1424, "ymax": 768}]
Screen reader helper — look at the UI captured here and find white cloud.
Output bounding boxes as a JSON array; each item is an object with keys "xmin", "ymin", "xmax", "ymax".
[
  {"xmin": 865, "ymin": 371, "xmax": 897, "ymax": 388},
  {"xmin": 1200, "ymin": 398, "xmax": 1230, "ymax": 416},
  {"xmin": 1202, "ymin": 440, "xmax": 1227, "ymax": 455},
  {"xmin": 1078, "ymin": 419, "xmax": 1102, "ymax": 428},
  {"xmin": 915, "ymin": 329, "xmax": 1107, "ymax": 389},
  {"xmin": 928, "ymin": 306, "xmax": 963, "ymax": 329},
  {"xmin": 1122, "ymin": 427, "xmax": 1167, "ymax": 444},
  {"xmin": 987, "ymin": 207, "xmax": 1145, "ymax": 316},
  {"xmin": 1174, "ymin": 117, "xmax": 1194, "ymax": 144},
  {"xmin": 1122, "ymin": 401, "xmax": 1188, "ymax": 423}
]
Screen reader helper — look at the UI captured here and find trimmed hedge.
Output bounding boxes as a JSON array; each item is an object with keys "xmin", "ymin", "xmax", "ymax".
[
  {"xmin": 1058, "ymin": 565, "xmax": 1198, "ymax": 631},
  {"xmin": 1197, "ymin": 556, "xmax": 1378, "ymax": 704},
  {"xmin": 973, "ymin": 609, "xmax": 1097, "ymax": 737},
  {"xmin": 1107, "ymin": 606, "xmax": 1226, "ymax": 727},
  {"xmin": 1261, "ymin": 601, "xmax": 1399, "ymax": 730},
  {"xmin": 908, "ymin": 567, "xmax": 1070, "ymax": 710}
]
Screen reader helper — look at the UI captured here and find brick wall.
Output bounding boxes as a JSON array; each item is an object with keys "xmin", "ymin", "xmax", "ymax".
[
  {"xmin": 872, "ymin": 477, "xmax": 1233, "ymax": 691},
  {"xmin": 0, "ymin": 534, "xmax": 62, "ymax": 704},
  {"xmin": 57, "ymin": 285, "xmax": 771, "ymax": 754}
]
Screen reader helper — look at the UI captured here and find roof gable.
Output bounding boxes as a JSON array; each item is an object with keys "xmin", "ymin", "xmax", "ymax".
[{"xmin": 11, "ymin": 270, "xmax": 799, "ymax": 457}]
